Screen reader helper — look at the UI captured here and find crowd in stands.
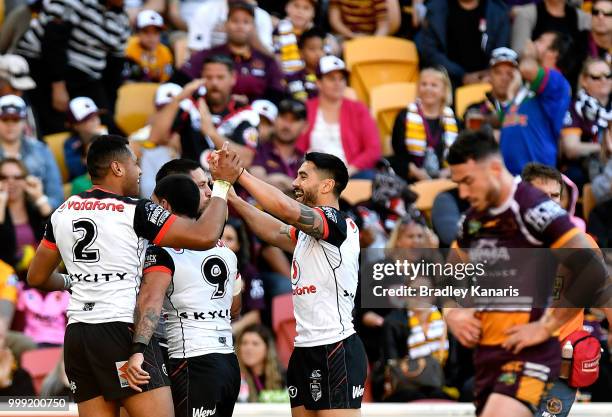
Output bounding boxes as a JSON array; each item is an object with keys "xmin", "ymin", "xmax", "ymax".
[{"xmin": 0, "ymin": 0, "xmax": 608, "ymax": 405}]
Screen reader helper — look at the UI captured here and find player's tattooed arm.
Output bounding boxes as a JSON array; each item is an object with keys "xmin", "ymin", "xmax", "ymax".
[
  {"xmin": 290, "ymin": 205, "xmax": 324, "ymax": 240},
  {"xmin": 133, "ymin": 272, "xmax": 171, "ymax": 345},
  {"xmin": 133, "ymin": 304, "xmax": 159, "ymax": 345}
]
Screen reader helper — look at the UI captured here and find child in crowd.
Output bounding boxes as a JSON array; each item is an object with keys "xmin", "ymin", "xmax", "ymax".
[
  {"xmin": 285, "ymin": 28, "xmax": 326, "ymax": 100},
  {"xmin": 274, "ymin": 0, "xmax": 317, "ymax": 75},
  {"xmin": 124, "ymin": 10, "xmax": 173, "ymax": 83}
]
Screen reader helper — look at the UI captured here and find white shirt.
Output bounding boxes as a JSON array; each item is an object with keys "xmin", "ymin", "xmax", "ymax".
[
  {"xmin": 289, "ymin": 207, "xmax": 360, "ymax": 347},
  {"xmin": 309, "ymin": 110, "xmax": 347, "ymax": 165},
  {"xmin": 187, "ymin": 0, "xmax": 273, "ymax": 52}
]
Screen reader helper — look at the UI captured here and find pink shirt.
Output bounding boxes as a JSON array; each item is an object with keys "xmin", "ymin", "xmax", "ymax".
[{"xmin": 17, "ymin": 286, "xmax": 69, "ymax": 345}]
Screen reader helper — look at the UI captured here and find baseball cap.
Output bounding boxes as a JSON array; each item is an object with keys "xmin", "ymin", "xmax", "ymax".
[
  {"xmin": 0, "ymin": 55, "xmax": 36, "ymax": 91},
  {"xmin": 155, "ymin": 83, "xmax": 182, "ymax": 107},
  {"xmin": 0, "ymin": 95, "xmax": 27, "ymax": 119},
  {"xmin": 228, "ymin": 1, "xmax": 255, "ymax": 18},
  {"xmin": 489, "ymin": 47, "xmax": 519, "ymax": 68},
  {"xmin": 317, "ymin": 55, "xmax": 348, "ymax": 77},
  {"xmin": 67, "ymin": 97, "xmax": 101, "ymax": 123},
  {"xmin": 136, "ymin": 9, "xmax": 164, "ymax": 30},
  {"xmin": 252, "ymin": 100, "xmax": 278, "ymax": 123},
  {"xmin": 278, "ymin": 98, "xmax": 307, "ymax": 120}
]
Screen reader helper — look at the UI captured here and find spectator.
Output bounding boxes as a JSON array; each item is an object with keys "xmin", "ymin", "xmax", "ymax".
[
  {"xmin": 0, "ymin": 0, "xmax": 43, "ymax": 54},
  {"xmin": 591, "ymin": 127, "xmax": 612, "ymax": 203},
  {"xmin": 236, "ymin": 324, "xmax": 285, "ymax": 403},
  {"xmin": 16, "ymin": 285, "xmax": 69, "ymax": 347},
  {"xmin": 416, "ymin": 0, "xmax": 510, "ymax": 87},
  {"xmin": 251, "ymin": 99, "xmax": 278, "ymax": 143},
  {"xmin": 0, "ymin": 54, "xmax": 38, "ymax": 138},
  {"xmin": 511, "ymin": 0, "xmax": 591, "ymax": 55},
  {"xmin": 587, "ymin": 130, "xmax": 612, "ymax": 245},
  {"xmin": 0, "ymin": 260, "xmax": 18, "ymax": 334},
  {"xmin": 124, "ymin": 10, "xmax": 173, "ymax": 83},
  {"xmin": 463, "ymin": 47, "xmax": 519, "ymax": 139},
  {"xmin": 296, "ymin": 56, "xmax": 382, "ymax": 177},
  {"xmin": 186, "ymin": 0, "xmax": 274, "ymax": 53},
  {"xmin": 150, "ymin": 56, "xmax": 260, "ymax": 167},
  {"xmin": 64, "ymin": 97, "xmax": 107, "ymax": 181},
  {"xmin": 251, "ymin": 98, "xmax": 306, "ymax": 194},
  {"xmin": 0, "ymin": 324, "xmax": 35, "ymax": 396},
  {"xmin": 328, "ymin": 0, "xmax": 396, "ymax": 39},
  {"xmin": 179, "ymin": 2, "xmax": 285, "ymax": 103},
  {"xmin": 68, "ymin": 142, "xmax": 93, "ymax": 196},
  {"xmin": 588, "ymin": 0, "xmax": 612, "ymax": 64},
  {"xmin": 223, "ymin": 218, "xmax": 266, "ymax": 336},
  {"xmin": 0, "ymin": 158, "xmax": 52, "ymax": 274},
  {"xmin": 123, "ymin": 0, "xmax": 165, "ymax": 25},
  {"xmin": 285, "ymin": 27, "xmax": 326, "ymax": 101},
  {"xmin": 499, "ymin": 40, "xmax": 571, "ymax": 175},
  {"xmin": 391, "ymin": 67, "xmax": 458, "ymax": 182},
  {"xmin": 0, "ymin": 96, "xmax": 63, "ymax": 208},
  {"xmin": 533, "ymin": 30, "xmax": 579, "ymax": 87},
  {"xmin": 431, "ymin": 188, "xmax": 470, "ymax": 247},
  {"xmin": 14, "ymin": 0, "xmax": 130, "ymax": 135},
  {"xmin": 273, "ymin": 0, "xmax": 317, "ymax": 75},
  {"xmin": 560, "ymin": 58, "xmax": 611, "ymax": 189}
]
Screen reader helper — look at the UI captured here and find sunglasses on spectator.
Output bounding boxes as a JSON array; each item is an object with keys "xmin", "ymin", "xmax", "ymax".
[
  {"xmin": 587, "ymin": 73, "xmax": 612, "ymax": 80},
  {"xmin": 0, "ymin": 174, "xmax": 26, "ymax": 180},
  {"xmin": 592, "ymin": 9, "xmax": 612, "ymax": 17}
]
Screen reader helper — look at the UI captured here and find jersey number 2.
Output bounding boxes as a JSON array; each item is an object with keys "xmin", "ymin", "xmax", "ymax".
[
  {"xmin": 72, "ymin": 219, "xmax": 100, "ymax": 263},
  {"xmin": 202, "ymin": 256, "xmax": 229, "ymax": 299}
]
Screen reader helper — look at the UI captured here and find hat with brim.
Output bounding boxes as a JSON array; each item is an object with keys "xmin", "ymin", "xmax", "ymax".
[
  {"xmin": 67, "ymin": 97, "xmax": 104, "ymax": 124},
  {"xmin": 0, "ymin": 95, "xmax": 27, "ymax": 119},
  {"xmin": 0, "ymin": 55, "xmax": 36, "ymax": 91},
  {"xmin": 316, "ymin": 55, "xmax": 348, "ymax": 78}
]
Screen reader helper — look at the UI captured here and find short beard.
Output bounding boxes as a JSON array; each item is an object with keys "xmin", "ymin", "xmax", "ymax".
[{"xmin": 300, "ymin": 189, "xmax": 318, "ymax": 207}]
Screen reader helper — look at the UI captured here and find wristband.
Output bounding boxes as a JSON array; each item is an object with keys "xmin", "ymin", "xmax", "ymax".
[
  {"xmin": 61, "ymin": 274, "xmax": 72, "ymax": 290},
  {"xmin": 130, "ymin": 342, "xmax": 147, "ymax": 356},
  {"xmin": 211, "ymin": 180, "xmax": 231, "ymax": 201},
  {"xmin": 234, "ymin": 167, "xmax": 245, "ymax": 183},
  {"xmin": 35, "ymin": 195, "xmax": 49, "ymax": 207}
]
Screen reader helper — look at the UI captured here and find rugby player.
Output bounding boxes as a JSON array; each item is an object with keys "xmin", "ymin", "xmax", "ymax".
[
  {"xmin": 126, "ymin": 175, "xmax": 241, "ymax": 417},
  {"xmin": 444, "ymin": 131, "xmax": 610, "ymax": 417},
  {"xmin": 155, "ymin": 158, "xmax": 213, "ymax": 215},
  {"xmin": 226, "ymin": 152, "xmax": 367, "ymax": 417},
  {"xmin": 26, "ymin": 135, "xmax": 242, "ymax": 417}
]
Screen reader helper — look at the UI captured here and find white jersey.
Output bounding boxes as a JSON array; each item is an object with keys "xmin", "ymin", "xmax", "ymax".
[
  {"xmin": 288, "ymin": 206, "xmax": 360, "ymax": 347},
  {"xmin": 143, "ymin": 242, "xmax": 239, "ymax": 359},
  {"xmin": 42, "ymin": 188, "xmax": 176, "ymax": 325}
]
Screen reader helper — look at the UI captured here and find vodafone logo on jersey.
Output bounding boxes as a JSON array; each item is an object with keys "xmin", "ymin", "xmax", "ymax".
[
  {"xmin": 293, "ymin": 285, "xmax": 317, "ymax": 296},
  {"xmin": 59, "ymin": 200, "xmax": 124, "ymax": 212},
  {"xmin": 291, "ymin": 259, "xmax": 301, "ymax": 285}
]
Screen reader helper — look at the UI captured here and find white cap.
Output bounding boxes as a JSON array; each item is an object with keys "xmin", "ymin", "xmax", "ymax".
[
  {"xmin": 155, "ymin": 83, "xmax": 182, "ymax": 107},
  {"xmin": 0, "ymin": 55, "xmax": 36, "ymax": 91},
  {"xmin": 251, "ymin": 100, "xmax": 278, "ymax": 123},
  {"xmin": 136, "ymin": 9, "xmax": 164, "ymax": 30},
  {"xmin": 68, "ymin": 97, "xmax": 100, "ymax": 123},
  {"xmin": 317, "ymin": 55, "xmax": 347, "ymax": 77},
  {"xmin": 0, "ymin": 95, "xmax": 27, "ymax": 119}
]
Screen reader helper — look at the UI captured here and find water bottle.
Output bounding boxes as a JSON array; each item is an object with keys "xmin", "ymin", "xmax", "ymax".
[{"xmin": 560, "ymin": 340, "xmax": 573, "ymax": 379}]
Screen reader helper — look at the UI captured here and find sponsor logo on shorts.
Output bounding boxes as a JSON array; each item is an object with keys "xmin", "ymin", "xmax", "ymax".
[
  {"xmin": 311, "ymin": 369, "xmax": 321, "ymax": 378},
  {"xmin": 69, "ymin": 381, "xmax": 77, "ymax": 393},
  {"xmin": 310, "ymin": 369, "xmax": 322, "ymax": 402},
  {"xmin": 162, "ymin": 363, "xmax": 168, "ymax": 376},
  {"xmin": 352, "ymin": 385, "xmax": 364, "ymax": 399},
  {"xmin": 546, "ymin": 397, "xmax": 563, "ymax": 415},
  {"xmin": 498, "ymin": 372, "xmax": 517, "ymax": 386},
  {"xmin": 192, "ymin": 406, "xmax": 216, "ymax": 417},
  {"xmin": 288, "ymin": 386, "xmax": 297, "ymax": 398},
  {"xmin": 115, "ymin": 361, "xmax": 129, "ymax": 388}
]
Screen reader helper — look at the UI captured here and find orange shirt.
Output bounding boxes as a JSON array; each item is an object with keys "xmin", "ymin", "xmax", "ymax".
[{"xmin": 125, "ymin": 36, "xmax": 173, "ymax": 83}]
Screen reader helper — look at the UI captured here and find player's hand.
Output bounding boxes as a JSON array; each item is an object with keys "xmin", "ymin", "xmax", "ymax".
[
  {"xmin": 502, "ymin": 321, "xmax": 552, "ymax": 354},
  {"xmin": 197, "ymin": 97, "xmax": 216, "ymax": 137},
  {"xmin": 125, "ymin": 353, "xmax": 150, "ymax": 392},
  {"xmin": 444, "ymin": 309, "xmax": 481, "ymax": 348},
  {"xmin": 24, "ymin": 175, "xmax": 44, "ymax": 200},
  {"xmin": 210, "ymin": 142, "xmax": 243, "ymax": 183}
]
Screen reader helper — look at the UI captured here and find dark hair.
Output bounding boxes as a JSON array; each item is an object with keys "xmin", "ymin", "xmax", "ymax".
[
  {"xmin": 225, "ymin": 217, "xmax": 250, "ymax": 269},
  {"xmin": 153, "ymin": 174, "xmax": 200, "ymax": 219},
  {"xmin": 278, "ymin": 98, "xmax": 307, "ymax": 120},
  {"xmin": 298, "ymin": 27, "xmax": 326, "ymax": 50},
  {"xmin": 203, "ymin": 54, "xmax": 235, "ymax": 73},
  {"xmin": 521, "ymin": 162, "xmax": 563, "ymax": 187},
  {"xmin": 447, "ymin": 130, "xmax": 500, "ymax": 165},
  {"xmin": 155, "ymin": 158, "xmax": 201, "ymax": 182},
  {"xmin": 86, "ymin": 135, "xmax": 132, "ymax": 180},
  {"xmin": 228, "ymin": 1, "xmax": 255, "ymax": 18},
  {"xmin": 541, "ymin": 31, "xmax": 576, "ymax": 78},
  {"xmin": 304, "ymin": 152, "xmax": 349, "ymax": 197}
]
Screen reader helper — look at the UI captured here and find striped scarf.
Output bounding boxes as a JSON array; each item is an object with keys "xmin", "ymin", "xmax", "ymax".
[
  {"xmin": 404, "ymin": 102, "xmax": 458, "ymax": 158},
  {"xmin": 408, "ymin": 307, "xmax": 449, "ymax": 365},
  {"xmin": 275, "ymin": 19, "xmax": 304, "ymax": 74}
]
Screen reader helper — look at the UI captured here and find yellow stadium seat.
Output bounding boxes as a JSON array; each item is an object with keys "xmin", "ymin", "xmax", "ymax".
[
  {"xmin": 370, "ymin": 82, "xmax": 417, "ymax": 156},
  {"xmin": 344, "ymin": 37, "xmax": 419, "ymax": 105},
  {"xmin": 342, "ymin": 179, "xmax": 372, "ymax": 205},
  {"xmin": 455, "ymin": 83, "xmax": 492, "ymax": 120},
  {"xmin": 44, "ymin": 132, "xmax": 71, "ymax": 183},
  {"xmin": 114, "ymin": 83, "xmax": 159, "ymax": 135},
  {"xmin": 582, "ymin": 183, "xmax": 596, "ymax": 222},
  {"xmin": 409, "ymin": 178, "xmax": 457, "ymax": 213}
]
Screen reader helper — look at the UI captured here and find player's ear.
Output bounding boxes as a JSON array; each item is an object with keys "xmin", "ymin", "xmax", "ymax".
[
  {"xmin": 488, "ymin": 157, "xmax": 503, "ymax": 178},
  {"xmin": 110, "ymin": 160, "xmax": 123, "ymax": 177},
  {"xmin": 159, "ymin": 198, "xmax": 172, "ymax": 212},
  {"xmin": 321, "ymin": 178, "xmax": 335, "ymax": 195}
]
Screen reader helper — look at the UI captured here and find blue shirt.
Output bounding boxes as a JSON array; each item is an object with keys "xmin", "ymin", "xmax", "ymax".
[{"xmin": 500, "ymin": 68, "xmax": 570, "ymax": 175}]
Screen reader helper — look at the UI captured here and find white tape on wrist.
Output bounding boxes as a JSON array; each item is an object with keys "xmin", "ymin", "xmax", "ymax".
[{"xmin": 211, "ymin": 180, "xmax": 231, "ymax": 200}]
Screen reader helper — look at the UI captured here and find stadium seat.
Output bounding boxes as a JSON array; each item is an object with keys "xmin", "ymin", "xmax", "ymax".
[
  {"xmin": 344, "ymin": 37, "xmax": 419, "ymax": 104},
  {"xmin": 342, "ymin": 179, "xmax": 373, "ymax": 206},
  {"xmin": 21, "ymin": 347, "xmax": 63, "ymax": 394},
  {"xmin": 409, "ymin": 179, "xmax": 457, "ymax": 213},
  {"xmin": 44, "ymin": 132, "xmax": 72, "ymax": 183},
  {"xmin": 370, "ymin": 82, "xmax": 417, "ymax": 156},
  {"xmin": 582, "ymin": 183, "xmax": 596, "ymax": 222},
  {"xmin": 454, "ymin": 83, "xmax": 492, "ymax": 120},
  {"xmin": 272, "ymin": 294, "xmax": 296, "ymax": 369},
  {"xmin": 114, "ymin": 83, "xmax": 159, "ymax": 135},
  {"xmin": 344, "ymin": 86, "xmax": 358, "ymax": 101}
]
